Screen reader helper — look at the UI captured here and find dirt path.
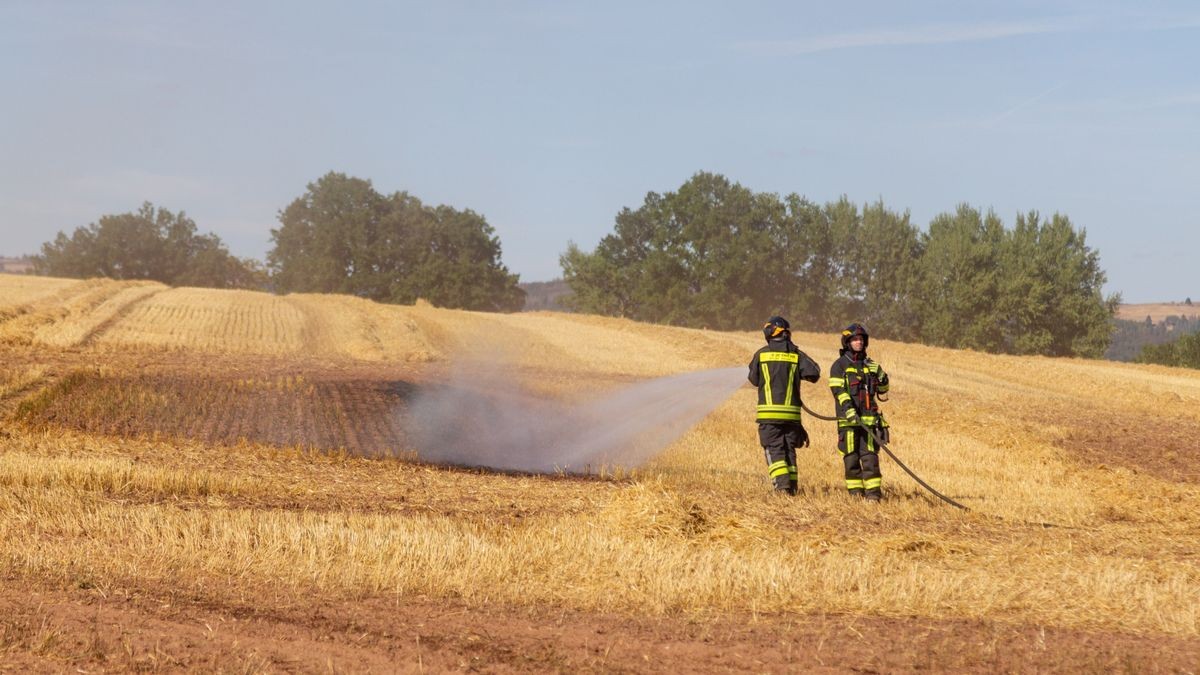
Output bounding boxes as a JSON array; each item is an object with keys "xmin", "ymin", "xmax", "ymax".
[{"xmin": 2, "ymin": 577, "xmax": 1196, "ymax": 673}]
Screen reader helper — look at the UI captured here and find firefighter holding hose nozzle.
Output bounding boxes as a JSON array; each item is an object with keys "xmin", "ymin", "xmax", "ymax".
[
  {"xmin": 748, "ymin": 316, "xmax": 821, "ymax": 496},
  {"xmin": 829, "ymin": 323, "xmax": 890, "ymax": 502}
]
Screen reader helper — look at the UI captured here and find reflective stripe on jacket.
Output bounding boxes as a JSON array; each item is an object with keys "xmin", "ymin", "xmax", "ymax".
[
  {"xmin": 748, "ymin": 341, "xmax": 821, "ymax": 423},
  {"xmin": 829, "ymin": 352, "xmax": 890, "ymax": 429}
]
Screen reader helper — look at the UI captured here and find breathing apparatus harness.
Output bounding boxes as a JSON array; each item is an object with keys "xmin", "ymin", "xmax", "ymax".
[
  {"xmin": 779, "ymin": 327, "xmax": 1083, "ymax": 529},
  {"xmin": 807, "ymin": 334, "xmax": 969, "ymax": 511}
]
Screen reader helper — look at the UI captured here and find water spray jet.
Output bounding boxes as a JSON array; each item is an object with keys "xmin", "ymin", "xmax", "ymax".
[{"xmin": 406, "ymin": 366, "xmax": 744, "ymax": 474}]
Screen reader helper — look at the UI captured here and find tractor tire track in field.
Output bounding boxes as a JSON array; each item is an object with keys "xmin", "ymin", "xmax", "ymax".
[{"xmin": 76, "ymin": 285, "xmax": 169, "ymax": 347}]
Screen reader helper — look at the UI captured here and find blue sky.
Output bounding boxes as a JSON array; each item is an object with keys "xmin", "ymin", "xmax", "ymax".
[{"xmin": 1, "ymin": 1, "xmax": 1197, "ymax": 302}]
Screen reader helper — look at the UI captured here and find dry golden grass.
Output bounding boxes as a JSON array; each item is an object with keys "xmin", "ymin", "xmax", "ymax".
[
  {"xmin": 95, "ymin": 286, "xmax": 310, "ymax": 355},
  {"xmin": 3, "ymin": 418, "xmax": 1197, "ymax": 636},
  {"xmin": 287, "ymin": 293, "xmax": 441, "ymax": 362},
  {"xmin": 0, "ymin": 277, "xmax": 162, "ymax": 346},
  {"xmin": 403, "ymin": 305, "xmax": 752, "ymax": 377},
  {"xmin": 1, "ymin": 275, "xmax": 1198, "ymax": 641},
  {"xmin": 0, "ymin": 274, "xmax": 78, "ymax": 307},
  {"xmin": 0, "ymin": 365, "xmax": 46, "ymax": 400},
  {"xmin": 32, "ymin": 283, "xmax": 164, "ymax": 348}
]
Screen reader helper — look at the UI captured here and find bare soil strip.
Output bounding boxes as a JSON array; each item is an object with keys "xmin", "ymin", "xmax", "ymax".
[
  {"xmin": 1024, "ymin": 404, "xmax": 1200, "ymax": 484},
  {"xmin": 3, "ymin": 578, "xmax": 1197, "ymax": 673}
]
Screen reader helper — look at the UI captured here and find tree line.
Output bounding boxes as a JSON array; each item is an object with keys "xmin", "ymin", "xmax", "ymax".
[
  {"xmin": 1137, "ymin": 331, "xmax": 1200, "ymax": 368},
  {"xmin": 1107, "ymin": 315, "xmax": 1200, "ymax": 362},
  {"xmin": 268, "ymin": 173, "xmax": 523, "ymax": 311},
  {"xmin": 34, "ymin": 172, "xmax": 524, "ymax": 312},
  {"xmin": 37, "ymin": 203, "xmax": 267, "ymax": 290},
  {"xmin": 562, "ymin": 172, "xmax": 1118, "ymax": 358},
  {"xmin": 34, "ymin": 169, "xmax": 1122, "ymax": 359},
  {"xmin": 1124, "ymin": 304, "xmax": 1200, "ymax": 368}
]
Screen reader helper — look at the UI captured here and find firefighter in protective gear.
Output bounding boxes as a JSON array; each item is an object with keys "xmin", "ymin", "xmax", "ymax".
[
  {"xmin": 829, "ymin": 323, "xmax": 890, "ymax": 501},
  {"xmin": 748, "ymin": 316, "xmax": 821, "ymax": 495}
]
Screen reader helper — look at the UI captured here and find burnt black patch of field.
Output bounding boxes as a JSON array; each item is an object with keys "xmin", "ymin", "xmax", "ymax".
[{"xmin": 13, "ymin": 370, "xmax": 419, "ymax": 456}]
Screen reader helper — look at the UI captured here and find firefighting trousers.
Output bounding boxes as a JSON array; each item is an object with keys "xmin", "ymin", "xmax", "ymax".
[
  {"xmin": 759, "ymin": 422, "xmax": 807, "ymax": 494},
  {"xmin": 838, "ymin": 427, "xmax": 882, "ymax": 496}
]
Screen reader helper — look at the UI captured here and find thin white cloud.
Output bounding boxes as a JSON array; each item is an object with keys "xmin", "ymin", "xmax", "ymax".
[
  {"xmin": 735, "ymin": 18, "xmax": 1086, "ymax": 55},
  {"xmin": 980, "ymin": 82, "xmax": 1069, "ymax": 128},
  {"xmin": 734, "ymin": 12, "xmax": 1200, "ymax": 56}
]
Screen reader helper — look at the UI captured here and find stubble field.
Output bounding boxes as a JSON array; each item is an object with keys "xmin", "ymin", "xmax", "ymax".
[{"xmin": 1, "ymin": 275, "xmax": 1198, "ymax": 672}]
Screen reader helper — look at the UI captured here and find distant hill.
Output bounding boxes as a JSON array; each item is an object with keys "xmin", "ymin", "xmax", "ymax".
[
  {"xmin": 1117, "ymin": 302, "xmax": 1200, "ymax": 323},
  {"xmin": 0, "ymin": 255, "xmax": 35, "ymax": 274},
  {"xmin": 519, "ymin": 279, "xmax": 573, "ymax": 312},
  {"xmin": 1108, "ymin": 302, "xmax": 1200, "ymax": 361}
]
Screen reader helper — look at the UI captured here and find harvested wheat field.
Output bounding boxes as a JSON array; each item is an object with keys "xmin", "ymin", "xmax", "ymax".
[{"xmin": 1, "ymin": 275, "xmax": 1198, "ymax": 673}]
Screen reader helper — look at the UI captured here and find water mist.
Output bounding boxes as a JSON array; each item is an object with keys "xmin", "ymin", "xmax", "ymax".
[{"xmin": 406, "ymin": 365, "xmax": 745, "ymax": 474}]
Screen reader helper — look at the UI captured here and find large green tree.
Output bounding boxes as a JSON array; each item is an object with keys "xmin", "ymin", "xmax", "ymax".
[
  {"xmin": 562, "ymin": 173, "xmax": 919, "ymax": 334},
  {"xmin": 998, "ymin": 211, "xmax": 1118, "ymax": 357},
  {"xmin": 774, "ymin": 194, "xmax": 838, "ymax": 330},
  {"xmin": 268, "ymin": 172, "xmax": 524, "ymax": 311},
  {"xmin": 562, "ymin": 174, "xmax": 1116, "ymax": 358},
  {"xmin": 35, "ymin": 203, "xmax": 263, "ymax": 289},
  {"xmin": 913, "ymin": 205, "xmax": 1008, "ymax": 351},
  {"xmin": 814, "ymin": 197, "xmax": 923, "ymax": 338},
  {"xmin": 562, "ymin": 172, "xmax": 784, "ymax": 329},
  {"xmin": 913, "ymin": 205, "xmax": 1118, "ymax": 357},
  {"xmin": 1138, "ymin": 331, "xmax": 1200, "ymax": 368}
]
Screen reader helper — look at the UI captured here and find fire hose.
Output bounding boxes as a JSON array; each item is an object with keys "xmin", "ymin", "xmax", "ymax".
[{"xmin": 799, "ymin": 399, "xmax": 969, "ymax": 511}]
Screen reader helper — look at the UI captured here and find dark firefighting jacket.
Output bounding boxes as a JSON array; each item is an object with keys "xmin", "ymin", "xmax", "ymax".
[
  {"xmin": 829, "ymin": 351, "xmax": 890, "ymax": 429},
  {"xmin": 748, "ymin": 339, "xmax": 820, "ymax": 423}
]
